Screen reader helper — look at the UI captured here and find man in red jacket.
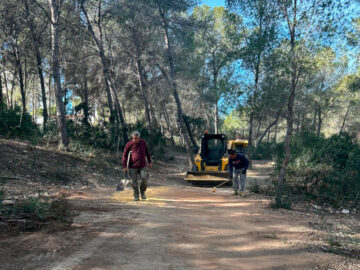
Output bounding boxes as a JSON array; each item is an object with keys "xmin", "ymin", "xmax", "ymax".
[{"xmin": 123, "ymin": 131, "xmax": 152, "ymax": 201}]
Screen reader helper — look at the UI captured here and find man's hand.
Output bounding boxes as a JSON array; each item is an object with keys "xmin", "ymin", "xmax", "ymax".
[
  {"xmin": 123, "ymin": 168, "xmax": 128, "ymax": 173},
  {"xmin": 148, "ymin": 163, "xmax": 152, "ymax": 169}
]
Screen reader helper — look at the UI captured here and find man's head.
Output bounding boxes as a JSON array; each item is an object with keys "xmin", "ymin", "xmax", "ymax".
[
  {"xmin": 131, "ymin": 130, "xmax": 141, "ymax": 143},
  {"xmin": 228, "ymin": 149, "xmax": 237, "ymax": 159}
]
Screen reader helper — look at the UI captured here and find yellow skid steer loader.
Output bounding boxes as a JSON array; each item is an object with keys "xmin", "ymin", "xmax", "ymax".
[
  {"xmin": 185, "ymin": 134, "xmax": 248, "ymax": 184},
  {"xmin": 185, "ymin": 133, "xmax": 229, "ymax": 183}
]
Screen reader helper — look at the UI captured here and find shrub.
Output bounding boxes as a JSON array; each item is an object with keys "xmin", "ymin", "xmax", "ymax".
[
  {"xmin": 129, "ymin": 121, "xmax": 168, "ymax": 158},
  {"xmin": 252, "ymin": 142, "xmax": 277, "ymax": 160},
  {"xmin": 1, "ymin": 195, "xmax": 73, "ymax": 231},
  {"xmin": 0, "ymin": 104, "xmax": 39, "ymax": 139},
  {"xmin": 275, "ymin": 131, "xmax": 360, "ymax": 206}
]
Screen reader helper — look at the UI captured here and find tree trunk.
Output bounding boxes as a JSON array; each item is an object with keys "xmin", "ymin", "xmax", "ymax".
[
  {"xmin": 157, "ymin": 2, "xmax": 194, "ymax": 167},
  {"xmin": 131, "ymin": 27, "xmax": 152, "ymax": 130},
  {"xmin": 248, "ymin": 112, "xmax": 254, "ymax": 167},
  {"xmin": 248, "ymin": 51, "xmax": 261, "ymax": 168},
  {"xmin": 80, "ymin": 2, "xmax": 128, "ymax": 146},
  {"xmin": 340, "ymin": 102, "xmax": 351, "ymax": 134},
  {"xmin": 10, "ymin": 79, "xmax": 15, "ymax": 109},
  {"xmin": 48, "ymin": 75, "xmax": 52, "ymax": 118},
  {"xmin": 201, "ymin": 100, "xmax": 211, "ymax": 130},
  {"xmin": 214, "ymin": 103, "xmax": 219, "ymax": 134},
  {"xmin": 257, "ymin": 110, "xmax": 281, "ymax": 146},
  {"xmin": 163, "ymin": 107, "xmax": 175, "ymax": 145},
  {"xmin": 24, "ymin": 0, "xmax": 48, "ymax": 128},
  {"xmin": 83, "ymin": 77, "xmax": 90, "ymax": 126},
  {"xmin": 49, "ymin": 0, "xmax": 69, "ymax": 147},
  {"xmin": 14, "ymin": 47, "xmax": 26, "ymax": 117},
  {"xmin": 0, "ymin": 73, "xmax": 3, "ymax": 105},
  {"xmin": 313, "ymin": 107, "xmax": 317, "ymax": 132},
  {"xmin": 276, "ymin": 0, "xmax": 298, "ymax": 205},
  {"xmin": 296, "ymin": 110, "xmax": 301, "ymax": 133},
  {"xmin": 317, "ymin": 106, "xmax": 322, "ymax": 137},
  {"xmin": 274, "ymin": 120, "xmax": 278, "ymax": 142},
  {"xmin": 3, "ymin": 72, "xmax": 10, "ymax": 107},
  {"xmin": 183, "ymin": 115, "xmax": 199, "ymax": 153}
]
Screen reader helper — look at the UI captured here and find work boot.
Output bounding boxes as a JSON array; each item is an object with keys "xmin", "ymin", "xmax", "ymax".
[
  {"xmin": 240, "ymin": 191, "xmax": 245, "ymax": 197},
  {"xmin": 134, "ymin": 195, "xmax": 140, "ymax": 201},
  {"xmin": 233, "ymin": 190, "xmax": 238, "ymax": 196},
  {"xmin": 141, "ymin": 192, "xmax": 147, "ymax": 200}
]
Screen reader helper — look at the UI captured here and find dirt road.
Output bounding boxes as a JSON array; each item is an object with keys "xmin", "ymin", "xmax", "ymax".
[
  {"xmin": 1, "ymin": 160, "xmax": 358, "ymax": 270},
  {"xmin": 46, "ymin": 185, "xmax": 357, "ymax": 270}
]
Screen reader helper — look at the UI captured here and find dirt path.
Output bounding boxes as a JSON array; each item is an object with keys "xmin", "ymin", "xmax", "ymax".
[
  {"xmin": 34, "ymin": 186, "xmax": 350, "ymax": 270},
  {"xmin": 1, "ymin": 160, "xmax": 358, "ymax": 270}
]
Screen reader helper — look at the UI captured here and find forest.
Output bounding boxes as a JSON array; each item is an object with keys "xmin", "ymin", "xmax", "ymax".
[
  {"xmin": 1, "ymin": 1, "xmax": 360, "ymax": 209},
  {"xmin": 1, "ymin": 1, "xmax": 360, "ymax": 269}
]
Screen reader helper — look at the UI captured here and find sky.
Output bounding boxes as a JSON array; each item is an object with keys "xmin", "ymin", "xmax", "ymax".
[{"xmin": 200, "ymin": 0, "xmax": 225, "ymax": 8}]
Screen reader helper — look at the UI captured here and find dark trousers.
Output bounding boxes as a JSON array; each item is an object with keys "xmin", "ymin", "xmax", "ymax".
[{"xmin": 129, "ymin": 168, "xmax": 148, "ymax": 196}]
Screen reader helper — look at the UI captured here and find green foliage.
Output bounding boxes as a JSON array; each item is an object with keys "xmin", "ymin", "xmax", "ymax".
[
  {"xmin": 221, "ymin": 110, "xmax": 247, "ymax": 138},
  {"xmin": 130, "ymin": 121, "xmax": 166, "ymax": 147},
  {"xmin": 1, "ymin": 195, "xmax": 73, "ymax": 230},
  {"xmin": 0, "ymin": 104, "xmax": 39, "ymax": 139},
  {"xmin": 275, "ymin": 131, "xmax": 360, "ymax": 206},
  {"xmin": 20, "ymin": 198, "xmax": 47, "ymax": 220},
  {"xmin": 2, "ymin": 197, "xmax": 49, "ymax": 221},
  {"xmin": 129, "ymin": 121, "xmax": 169, "ymax": 159},
  {"xmin": 253, "ymin": 142, "xmax": 277, "ymax": 160},
  {"xmin": 65, "ymin": 120, "xmax": 108, "ymax": 148}
]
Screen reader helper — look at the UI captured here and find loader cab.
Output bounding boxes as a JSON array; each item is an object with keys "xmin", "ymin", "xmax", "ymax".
[
  {"xmin": 228, "ymin": 139, "xmax": 248, "ymax": 155},
  {"xmin": 200, "ymin": 134, "xmax": 227, "ymax": 167}
]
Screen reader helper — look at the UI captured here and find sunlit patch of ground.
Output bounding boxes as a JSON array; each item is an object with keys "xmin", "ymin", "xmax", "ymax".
[{"xmin": 111, "ymin": 186, "xmax": 173, "ymax": 205}]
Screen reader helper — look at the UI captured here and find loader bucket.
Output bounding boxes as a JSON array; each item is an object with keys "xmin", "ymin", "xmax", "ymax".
[{"xmin": 185, "ymin": 171, "xmax": 230, "ymax": 184}]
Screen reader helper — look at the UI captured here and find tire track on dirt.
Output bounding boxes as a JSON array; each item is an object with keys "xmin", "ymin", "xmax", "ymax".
[{"xmin": 49, "ymin": 225, "xmax": 122, "ymax": 270}]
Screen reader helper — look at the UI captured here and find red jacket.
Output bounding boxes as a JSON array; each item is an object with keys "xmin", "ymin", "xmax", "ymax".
[{"xmin": 122, "ymin": 139, "xmax": 152, "ymax": 169}]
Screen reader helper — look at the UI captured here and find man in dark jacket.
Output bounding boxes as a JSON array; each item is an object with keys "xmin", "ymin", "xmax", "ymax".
[
  {"xmin": 228, "ymin": 149, "xmax": 249, "ymax": 196},
  {"xmin": 123, "ymin": 131, "xmax": 152, "ymax": 201}
]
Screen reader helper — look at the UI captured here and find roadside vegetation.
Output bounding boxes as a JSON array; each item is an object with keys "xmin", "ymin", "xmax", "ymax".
[{"xmin": 0, "ymin": 0, "xmax": 359, "ymax": 263}]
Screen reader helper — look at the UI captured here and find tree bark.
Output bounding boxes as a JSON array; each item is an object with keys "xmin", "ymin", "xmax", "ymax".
[
  {"xmin": 10, "ymin": 79, "xmax": 15, "ymax": 109},
  {"xmin": 3, "ymin": 72, "xmax": 10, "ymax": 107},
  {"xmin": 248, "ymin": 112, "xmax": 254, "ymax": 167},
  {"xmin": 340, "ymin": 102, "xmax": 351, "ymax": 134},
  {"xmin": 157, "ymin": 1, "xmax": 194, "ymax": 167},
  {"xmin": 212, "ymin": 66, "xmax": 219, "ymax": 134},
  {"xmin": 131, "ymin": 27, "xmax": 152, "ymax": 130},
  {"xmin": 48, "ymin": 75, "xmax": 52, "ymax": 117},
  {"xmin": 257, "ymin": 110, "xmax": 281, "ymax": 146},
  {"xmin": 214, "ymin": 103, "xmax": 219, "ymax": 134},
  {"xmin": 317, "ymin": 106, "xmax": 322, "ymax": 137},
  {"xmin": 80, "ymin": 2, "xmax": 128, "ymax": 146},
  {"xmin": 276, "ymin": 0, "xmax": 298, "ymax": 205},
  {"xmin": 0, "ymin": 72, "xmax": 3, "ymax": 105},
  {"xmin": 49, "ymin": 0, "xmax": 69, "ymax": 147},
  {"xmin": 296, "ymin": 109, "xmax": 301, "ymax": 133},
  {"xmin": 248, "ymin": 56, "xmax": 260, "ymax": 168},
  {"xmin": 313, "ymin": 107, "xmax": 317, "ymax": 132},
  {"xmin": 24, "ymin": 0, "xmax": 48, "ymax": 128},
  {"xmin": 83, "ymin": 77, "xmax": 90, "ymax": 126},
  {"xmin": 14, "ymin": 46, "xmax": 26, "ymax": 117},
  {"xmin": 183, "ymin": 115, "xmax": 199, "ymax": 153},
  {"xmin": 163, "ymin": 107, "xmax": 175, "ymax": 145}
]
